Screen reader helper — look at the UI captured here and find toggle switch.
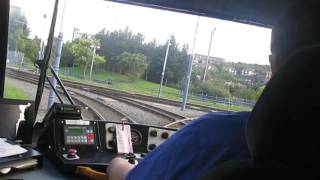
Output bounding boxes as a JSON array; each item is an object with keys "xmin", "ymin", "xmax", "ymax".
[{"xmin": 150, "ymin": 130, "xmax": 157, "ymax": 137}]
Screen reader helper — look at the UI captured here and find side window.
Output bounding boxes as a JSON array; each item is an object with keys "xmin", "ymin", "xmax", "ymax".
[{"xmin": 5, "ymin": 1, "xmax": 52, "ymax": 101}]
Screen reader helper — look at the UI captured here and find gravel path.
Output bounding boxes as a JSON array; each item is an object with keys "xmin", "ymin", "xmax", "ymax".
[
  {"xmin": 68, "ymin": 87, "xmax": 172, "ymax": 126},
  {"xmin": 72, "ymin": 93, "xmax": 128, "ymax": 122}
]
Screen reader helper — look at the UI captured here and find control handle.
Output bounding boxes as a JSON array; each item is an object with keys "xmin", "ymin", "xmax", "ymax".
[{"xmin": 76, "ymin": 166, "xmax": 108, "ymax": 180}]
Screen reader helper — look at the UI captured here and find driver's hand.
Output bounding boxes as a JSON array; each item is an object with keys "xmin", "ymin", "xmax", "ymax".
[{"xmin": 107, "ymin": 157, "xmax": 135, "ymax": 180}]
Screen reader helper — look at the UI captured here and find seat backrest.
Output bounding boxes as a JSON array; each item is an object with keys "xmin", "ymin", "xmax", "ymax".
[
  {"xmin": 199, "ymin": 47, "xmax": 320, "ymax": 180},
  {"xmin": 0, "ymin": 99, "xmax": 34, "ymax": 142}
]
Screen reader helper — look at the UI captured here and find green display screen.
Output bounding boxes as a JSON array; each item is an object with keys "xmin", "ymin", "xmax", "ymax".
[
  {"xmin": 64, "ymin": 125, "xmax": 95, "ymax": 145},
  {"xmin": 62, "ymin": 107, "xmax": 76, "ymax": 111},
  {"xmin": 68, "ymin": 127, "xmax": 84, "ymax": 134}
]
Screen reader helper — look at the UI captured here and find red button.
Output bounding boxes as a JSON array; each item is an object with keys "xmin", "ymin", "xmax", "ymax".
[
  {"xmin": 68, "ymin": 148, "xmax": 77, "ymax": 155},
  {"xmin": 87, "ymin": 133, "xmax": 94, "ymax": 140}
]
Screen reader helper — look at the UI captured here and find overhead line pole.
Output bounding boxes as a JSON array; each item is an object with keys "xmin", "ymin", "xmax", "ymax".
[
  {"xmin": 48, "ymin": 0, "xmax": 67, "ymax": 109},
  {"xmin": 158, "ymin": 39, "xmax": 171, "ymax": 98},
  {"xmin": 181, "ymin": 16, "xmax": 200, "ymax": 111},
  {"xmin": 89, "ymin": 45, "xmax": 98, "ymax": 81},
  {"xmin": 203, "ymin": 28, "xmax": 216, "ymax": 82}
]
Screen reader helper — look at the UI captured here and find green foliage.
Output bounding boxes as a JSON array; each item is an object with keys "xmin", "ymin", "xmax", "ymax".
[
  {"xmin": 95, "ymin": 27, "xmax": 145, "ymax": 61},
  {"xmin": 230, "ymin": 86, "xmax": 258, "ymax": 100},
  {"xmin": 8, "ymin": 10, "xmax": 30, "ymax": 51},
  {"xmin": 9, "ymin": 29, "xmax": 27, "ymax": 52},
  {"xmin": 190, "ymin": 80, "xmax": 231, "ymax": 97},
  {"xmin": 63, "ymin": 38, "xmax": 106, "ymax": 77},
  {"xmin": 115, "ymin": 52, "xmax": 147, "ymax": 79},
  {"xmin": 142, "ymin": 36, "xmax": 189, "ymax": 85},
  {"xmin": 8, "ymin": 9, "xmax": 41, "ymax": 63},
  {"xmin": 24, "ymin": 36, "xmax": 41, "ymax": 63},
  {"xmin": 64, "ymin": 27, "xmax": 267, "ymax": 100},
  {"xmin": 61, "ymin": 41, "xmax": 75, "ymax": 67},
  {"xmin": 60, "ymin": 67, "xmax": 251, "ymax": 111},
  {"xmin": 95, "ymin": 28, "xmax": 189, "ymax": 85}
]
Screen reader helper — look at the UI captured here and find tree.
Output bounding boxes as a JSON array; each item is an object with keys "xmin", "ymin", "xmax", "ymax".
[
  {"xmin": 95, "ymin": 27, "xmax": 145, "ymax": 71},
  {"xmin": 8, "ymin": 9, "xmax": 30, "ymax": 52},
  {"xmin": 69, "ymin": 38, "xmax": 106, "ymax": 78},
  {"xmin": 24, "ymin": 36, "xmax": 41, "ymax": 63},
  {"xmin": 115, "ymin": 52, "xmax": 147, "ymax": 79},
  {"xmin": 8, "ymin": 8, "xmax": 42, "ymax": 64},
  {"xmin": 145, "ymin": 36, "xmax": 189, "ymax": 86},
  {"xmin": 95, "ymin": 28, "xmax": 189, "ymax": 85},
  {"xmin": 61, "ymin": 41, "xmax": 76, "ymax": 67}
]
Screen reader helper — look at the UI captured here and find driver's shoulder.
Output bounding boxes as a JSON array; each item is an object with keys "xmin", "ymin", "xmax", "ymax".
[{"xmin": 190, "ymin": 111, "xmax": 250, "ymax": 127}]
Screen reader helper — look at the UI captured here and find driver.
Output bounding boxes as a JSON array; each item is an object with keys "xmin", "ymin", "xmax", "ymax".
[{"xmin": 107, "ymin": 0, "xmax": 320, "ymax": 179}]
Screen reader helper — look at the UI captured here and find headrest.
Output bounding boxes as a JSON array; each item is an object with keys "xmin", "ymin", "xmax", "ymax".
[{"xmin": 246, "ymin": 47, "xmax": 320, "ymax": 172}]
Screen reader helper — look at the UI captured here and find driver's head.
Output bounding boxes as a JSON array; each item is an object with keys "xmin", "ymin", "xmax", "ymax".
[{"xmin": 270, "ymin": 0, "xmax": 320, "ymax": 74}]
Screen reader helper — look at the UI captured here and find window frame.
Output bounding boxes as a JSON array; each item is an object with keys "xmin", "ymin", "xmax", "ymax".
[{"xmin": 0, "ymin": 0, "xmax": 9, "ymax": 98}]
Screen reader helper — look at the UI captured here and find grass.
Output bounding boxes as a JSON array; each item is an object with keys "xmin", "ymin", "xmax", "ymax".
[
  {"xmin": 59, "ymin": 67, "xmax": 252, "ymax": 111},
  {"xmin": 4, "ymin": 79, "xmax": 29, "ymax": 100},
  {"xmin": 8, "ymin": 63, "xmax": 251, "ymax": 111}
]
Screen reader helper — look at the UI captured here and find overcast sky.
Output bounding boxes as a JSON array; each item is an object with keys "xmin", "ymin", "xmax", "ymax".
[{"xmin": 11, "ymin": 0, "xmax": 272, "ymax": 65}]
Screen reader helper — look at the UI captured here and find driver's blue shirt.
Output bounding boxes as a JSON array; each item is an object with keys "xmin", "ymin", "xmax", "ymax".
[{"xmin": 126, "ymin": 111, "xmax": 250, "ymax": 180}]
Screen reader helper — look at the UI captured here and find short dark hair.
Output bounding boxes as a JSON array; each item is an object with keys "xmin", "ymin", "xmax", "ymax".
[{"xmin": 271, "ymin": 0, "xmax": 320, "ymax": 67}]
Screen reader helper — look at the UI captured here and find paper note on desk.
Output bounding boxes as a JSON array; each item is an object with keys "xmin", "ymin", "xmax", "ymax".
[
  {"xmin": 116, "ymin": 124, "xmax": 133, "ymax": 154},
  {"xmin": 0, "ymin": 139, "xmax": 27, "ymax": 158}
]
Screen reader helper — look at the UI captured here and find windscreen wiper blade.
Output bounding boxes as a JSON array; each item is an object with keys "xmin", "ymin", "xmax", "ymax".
[{"xmin": 34, "ymin": 0, "xmax": 59, "ymax": 118}]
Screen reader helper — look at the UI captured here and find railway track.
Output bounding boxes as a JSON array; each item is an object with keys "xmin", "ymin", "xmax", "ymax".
[
  {"xmin": 61, "ymin": 80, "xmax": 217, "ymax": 112},
  {"xmin": 7, "ymin": 67, "xmax": 193, "ymax": 127},
  {"xmin": 7, "ymin": 68, "xmax": 219, "ymax": 111},
  {"xmin": 71, "ymin": 90, "xmax": 137, "ymax": 123},
  {"xmin": 8, "ymin": 68, "xmax": 218, "ymax": 112},
  {"xmin": 6, "ymin": 69, "xmax": 136, "ymax": 124},
  {"xmin": 72, "ymin": 95, "xmax": 105, "ymax": 120}
]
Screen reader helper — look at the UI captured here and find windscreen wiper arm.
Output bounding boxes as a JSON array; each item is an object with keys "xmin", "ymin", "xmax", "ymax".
[
  {"xmin": 34, "ymin": 0, "xmax": 59, "ymax": 118},
  {"xmin": 46, "ymin": 76, "xmax": 64, "ymax": 104},
  {"xmin": 48, "ymin": 65, "xmax": 75, "ymax": 105}
]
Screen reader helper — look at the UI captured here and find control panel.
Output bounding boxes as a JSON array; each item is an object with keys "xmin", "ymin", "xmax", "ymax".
[
  {"xmin": 105, "ymin": 123, "xmax": 175, "ymax": 153},
  {"xmin": 38, "ymin": 119, "xmax": 176, "ymax": 174},
  {"xmin": 147, "ymin": 127, "xmax": 174, "ymax": 151},
  {"xmin": 64, "ymin": 125, "xmax": 95, "ymax": 145}
]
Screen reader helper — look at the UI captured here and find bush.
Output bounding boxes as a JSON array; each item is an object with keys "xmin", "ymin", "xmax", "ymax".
[{"xmin": 191, "ymin": 81, "xmax": 231, "ymax": 97}]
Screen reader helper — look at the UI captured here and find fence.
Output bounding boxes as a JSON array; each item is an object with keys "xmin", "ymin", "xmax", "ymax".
[
  {"xmin": 60, "ymin": 68, "xmax": 256, "ymax": 108},
  {"xmin": 186, "ymin": 92, "xmax": 256, "ymax": 108}
]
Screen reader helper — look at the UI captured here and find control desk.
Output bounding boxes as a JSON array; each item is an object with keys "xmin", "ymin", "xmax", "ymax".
[{"xmin": 37, "ymin": 118, "xmax": 176, "ymax": 175}]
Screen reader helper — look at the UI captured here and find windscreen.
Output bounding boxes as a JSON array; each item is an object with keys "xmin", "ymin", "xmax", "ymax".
[{"xmin": 4, "ymin": 0, "xmax": 271, "ymax": 128}]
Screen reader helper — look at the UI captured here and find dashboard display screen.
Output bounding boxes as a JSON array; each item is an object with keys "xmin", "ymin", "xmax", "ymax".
[{"xmin": 64, "ymin": 125, "xmax": 95, "ymax": 145}]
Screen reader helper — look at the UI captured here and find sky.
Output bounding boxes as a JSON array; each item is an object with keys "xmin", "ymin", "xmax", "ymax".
[{"xmin": 11, "ymin": 0, "xmax": 272, "ymax": 65}]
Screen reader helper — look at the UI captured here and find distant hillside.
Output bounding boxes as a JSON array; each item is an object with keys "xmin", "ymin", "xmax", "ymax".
[
  {"xmin": 191, "ymin": 54, "xmax": 271, "ymax": 100},
  {"xmin": 193, "ymin": 54, "xmax": 271, "ymax": 86}
]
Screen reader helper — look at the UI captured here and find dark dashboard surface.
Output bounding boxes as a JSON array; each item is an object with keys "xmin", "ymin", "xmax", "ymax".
[{"xmin": 1, "ymin": 158, "xmax": 72, "ymax": 180}]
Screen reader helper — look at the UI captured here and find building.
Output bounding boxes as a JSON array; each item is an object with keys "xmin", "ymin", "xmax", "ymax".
[{"xmin": 193, "ymin": 54, "xmax": 225, "ymax": 71}]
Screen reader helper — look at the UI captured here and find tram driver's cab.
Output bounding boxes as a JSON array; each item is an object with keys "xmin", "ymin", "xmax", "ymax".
[{"xmin": 0, "ymin": 0, "xmax": 318, "ymax": 179}]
